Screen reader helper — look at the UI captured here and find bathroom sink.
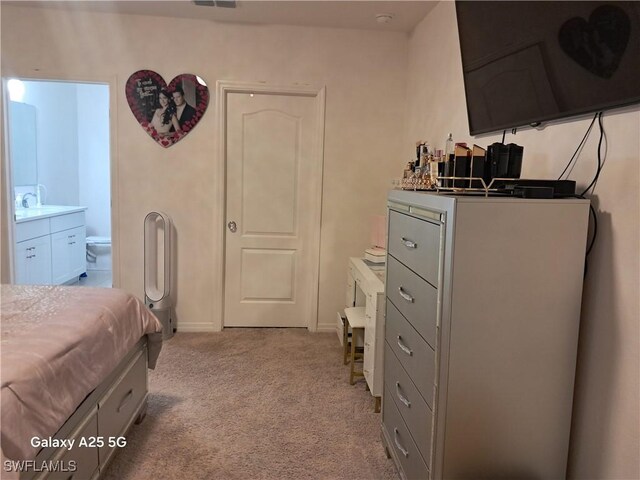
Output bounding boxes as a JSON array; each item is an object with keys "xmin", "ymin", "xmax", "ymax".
[{"xmin": 28, "ymin": 206, "xmax": 60, "ymax": 212}]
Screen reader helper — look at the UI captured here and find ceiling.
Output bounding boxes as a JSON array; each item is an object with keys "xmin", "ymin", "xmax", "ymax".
[{"xmin": 4, "ymin": 1, "xmax": 438, "ymax": 33}]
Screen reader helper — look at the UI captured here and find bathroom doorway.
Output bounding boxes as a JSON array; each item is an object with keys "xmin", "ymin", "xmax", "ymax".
[{"xmin": 5, "ymin": 78, "xmax": 112, "ymax": 287}]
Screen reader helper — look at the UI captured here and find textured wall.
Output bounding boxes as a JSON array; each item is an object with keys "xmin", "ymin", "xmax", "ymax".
[{"xmin": 1, "ymin": 5, "xmax": 408, "ymax": 331}]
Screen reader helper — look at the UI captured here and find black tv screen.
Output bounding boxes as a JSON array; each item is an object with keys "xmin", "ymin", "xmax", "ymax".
[{"xmin": 455, "ymin": 1, "xmax": 640, "ymax": 135}]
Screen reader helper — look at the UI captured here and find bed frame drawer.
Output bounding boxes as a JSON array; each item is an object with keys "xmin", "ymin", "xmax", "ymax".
[
  {"xmin": 97, "ymin": 348, "xmax": 148, "ymax": 466},
  {"xmin": 40, "ymin": 409, "xmax": 99, "ymax": 480}
]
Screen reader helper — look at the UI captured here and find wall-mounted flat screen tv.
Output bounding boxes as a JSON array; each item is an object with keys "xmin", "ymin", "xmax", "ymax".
[{"xmin": 455, "ymin": 1, "xmax": 640, "ymax": 136}]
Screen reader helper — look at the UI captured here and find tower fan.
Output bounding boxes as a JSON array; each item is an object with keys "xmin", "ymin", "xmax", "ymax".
[{"xmin": 144, "ymin": 211, "xmax": 175, "ymax": 340}]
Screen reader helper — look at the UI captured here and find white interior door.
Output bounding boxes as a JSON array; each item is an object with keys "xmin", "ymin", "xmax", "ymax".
[{"xmin": 224, "ymin": 92, "xmax": 319, "ymax": 327}]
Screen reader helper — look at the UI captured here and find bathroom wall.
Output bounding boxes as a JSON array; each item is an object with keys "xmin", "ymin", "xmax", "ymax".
[
  {"xmin": 21, "ymin": 80, "xmax": 79, "ymax": 205},
  {"xmin": 12, "ymin": 80, "xmax": 111, "ymax": 239},
  {"xmin": 406, "ymin": 3, "xmax": 639, "ymax": 479},
  {"xmin": 77, "ymin": 83, "xmax": 110, "ymax": 239}
]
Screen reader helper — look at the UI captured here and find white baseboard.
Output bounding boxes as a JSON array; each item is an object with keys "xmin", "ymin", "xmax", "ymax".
[
  {"xmin": 316, "ymin": 322, "xmax": 336, "ymax": 333},
  {"xmin": 176, "ymin": 322, "xmax": 220, "ymax": 333},
  {"xmin": 178, "ymin": 323, "xmax": 337, "ymax": 333}
]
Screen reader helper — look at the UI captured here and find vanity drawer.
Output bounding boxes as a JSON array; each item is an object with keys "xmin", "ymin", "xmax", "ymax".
[
  {"xmin": 387, "ymin": 255, "xmax": 438, "ymax": 348},
  {"xmin": 386, "ymin": 301, "xmax": 435, "ymax": 405},
  {"xmin": 388, "ymin": 210, "xmax": 441, "ymax": 286},
  {"xmin": 385, "ymin": 342, "xmax": 433, "ymax": 463},
  {"xmin": 50, "ymin": 212, "xmax": 85, "ymax": 233},
  {"xmin": 98, "ymin": 348, "xmax": 147, "ymax": 465},
  {"xmin": 363, "ymin": 340, "xmax": 374, "ymax": 387},
  {"xmin": 383, "ymin": 383, "xmax": 430, "ymax": 480},
  {"xmin": 15, "ymin": 218, "xmax": 50, "ymax": 242},
  {"xmin": 346, "ymin": 271, "xmax": 355, "ymax": 307}
]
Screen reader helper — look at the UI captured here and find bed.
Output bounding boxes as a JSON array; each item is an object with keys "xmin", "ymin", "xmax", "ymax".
[{"xmin": 0, "ymin": 284, "xmax": 163, "ymax": 480}]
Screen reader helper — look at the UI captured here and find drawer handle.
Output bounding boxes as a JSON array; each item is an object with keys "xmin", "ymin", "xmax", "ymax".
[
  {"xmin": 401, "ymin": 237, "xmax": 417, "ymax": 249},
  {"xmin": 393, "ymin": 428, "xmax": 409, "ymax": 458},
  {"xmin": 395, "ymin": 382, "xmax": 411, "ymax": 408},
  {"xmin": 396, "ymin": 335, "xmax": 413, "ymax": 356},
  {"xmin": 117, "ymin": 388, "xmax": 134, "ymax": 413},
  {"xmin": 398, "ymin": 286, "xmax": 414, "ymax": 303}
]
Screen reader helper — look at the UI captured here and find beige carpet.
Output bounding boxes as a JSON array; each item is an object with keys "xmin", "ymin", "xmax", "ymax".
[{"xmin": 102, "ymin": 329, "xmax": 399, "ymax": 480}]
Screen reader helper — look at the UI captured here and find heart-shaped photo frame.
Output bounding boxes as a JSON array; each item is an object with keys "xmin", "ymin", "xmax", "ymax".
[{"xmin": 125, "ymin": 70, "xmax": 210, "ymax": 148}]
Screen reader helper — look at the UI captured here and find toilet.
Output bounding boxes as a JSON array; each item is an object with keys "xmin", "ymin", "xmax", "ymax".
[{"xmin": 86, "ymin": 236, "xmax": 112, "ymax": 271}]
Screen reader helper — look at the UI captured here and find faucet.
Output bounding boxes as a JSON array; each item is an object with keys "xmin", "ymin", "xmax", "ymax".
[{"xmin": 21, "ymin": 192, "xmax": 36, "ymax": 208}]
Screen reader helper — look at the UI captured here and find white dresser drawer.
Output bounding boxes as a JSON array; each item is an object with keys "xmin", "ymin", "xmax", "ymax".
[
  {"xmin": 50, "ymin": 212, "xmax": 85, "ymax": 233},
  {"xmin": 383, "ymin": 383, "xmax": 430, "ymax": 480},
  {"xmin": 386, "ymin": 301, "xmax": 435, "ymax": 405},
  {"xmin": 388, "ymin": 210, "xmax": 441, "ymax": 286},
  {"xmin": 15, "ymin": 218, "xmax": 50, "ymax": 242},
  {"xmin": 385, "ymin": 342, "xmax": 433, "ymax": 463},
  {"xmin": 387, "ymin": 255, "xmax": 438, "ymax": 349}
]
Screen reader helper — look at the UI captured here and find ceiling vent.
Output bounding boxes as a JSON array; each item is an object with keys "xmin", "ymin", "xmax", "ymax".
[{"xmin": 193, "ymin": 0, "xmax": 237, "ymax": 8}]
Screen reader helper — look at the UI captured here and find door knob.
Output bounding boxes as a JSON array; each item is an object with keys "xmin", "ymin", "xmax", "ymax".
[{"xmin": 227, "ymin": 221, "xmax": 237, "ymax": 233}]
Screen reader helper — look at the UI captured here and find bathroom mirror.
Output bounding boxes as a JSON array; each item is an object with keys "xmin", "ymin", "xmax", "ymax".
[{"xmin": 9, "ymin": 101, "xmax": 38, "ymax": 186}]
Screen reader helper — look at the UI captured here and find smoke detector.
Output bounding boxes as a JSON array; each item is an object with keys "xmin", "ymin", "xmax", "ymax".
[{"xmin": 375, "ymin": 13, "xmax": 394, "ymax": 24}]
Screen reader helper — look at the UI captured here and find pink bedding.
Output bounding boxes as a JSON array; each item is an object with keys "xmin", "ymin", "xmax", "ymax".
[{"xmin": 0, "ymin": 285, "xmax": 163, "ymax": 461}]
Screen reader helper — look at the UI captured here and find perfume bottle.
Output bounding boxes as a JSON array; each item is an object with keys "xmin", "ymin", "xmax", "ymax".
[
  {"xmin": 442, "ymin": 133, "xmax": 454, "ymax": 187},
  {"xmin": 444, "ymin": 133, "xmax": 454, "ymax": 161}
]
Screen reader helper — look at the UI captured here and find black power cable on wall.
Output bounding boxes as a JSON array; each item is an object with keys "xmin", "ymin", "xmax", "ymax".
[{"xmin": 563, "ymin": 112, "xmax": 606, "ymax": 276}]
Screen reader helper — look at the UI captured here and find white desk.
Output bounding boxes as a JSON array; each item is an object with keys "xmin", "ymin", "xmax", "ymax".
[{"xmin": 338, "ymin": 257, "xmax": 385, "ymax": 411}]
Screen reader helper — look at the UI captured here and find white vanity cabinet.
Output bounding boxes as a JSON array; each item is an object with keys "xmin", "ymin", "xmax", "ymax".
[
  {"xmin": 14, "ymin": 208, "xmax": 87, "ymax": 286},
  {"xmin": 50, "ymin": 212, "xmax": 87, "ymax": 284},
  {"xmin": 382, "ymin": 191, "xmax": 590, "ymax": 480},
  {"xmin": 342, "ymin": 257, "xmax": 385, "ymax": 406},
  {"xmin": 15, "ymin": 233, "xmax": 53, "ymax": 285}
]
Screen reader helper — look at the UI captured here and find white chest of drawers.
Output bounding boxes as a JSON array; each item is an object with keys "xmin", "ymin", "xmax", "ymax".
[{"xmin": 381, "ymin": 191, "xmax": 590, "ymax": 480}]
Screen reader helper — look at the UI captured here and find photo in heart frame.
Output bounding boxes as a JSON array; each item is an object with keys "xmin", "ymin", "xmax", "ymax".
[{"xmin": 125, "ymin": 70, "xmax": 210, "ymax": 148}]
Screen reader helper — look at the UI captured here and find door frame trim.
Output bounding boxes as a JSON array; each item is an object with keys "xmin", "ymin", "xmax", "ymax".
[
  {"xmin": 1, "ymin": 73, "xmax": 120, "ymax": 287},
  {"xmin": 214, "ymin": 80, "xmax": 326, "ymax": 332}
]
